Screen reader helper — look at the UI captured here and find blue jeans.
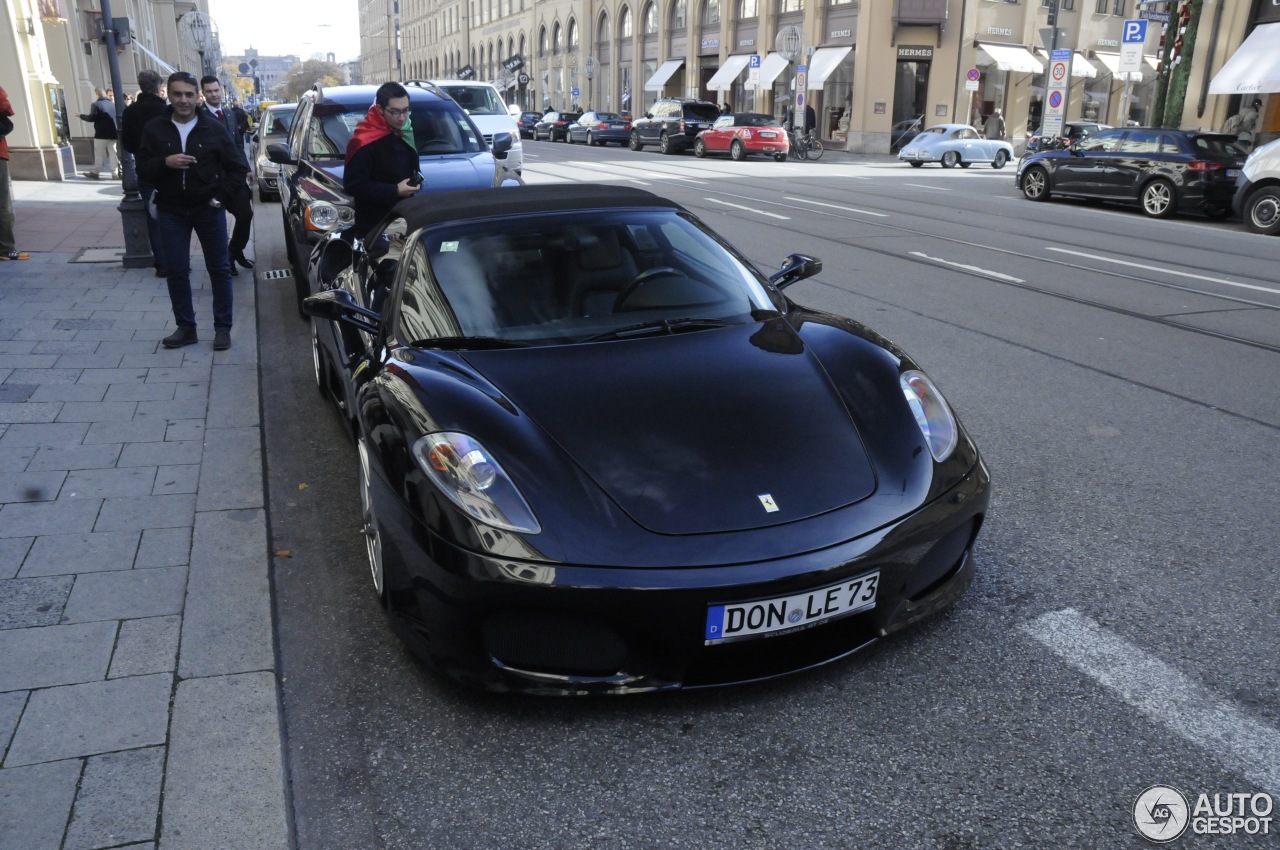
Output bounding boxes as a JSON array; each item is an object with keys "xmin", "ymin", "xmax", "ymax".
[
  {"xmin": 138, "ymin": 180, "xmax": 167, "ymax": 273},
  {"xmin": 157, "ymin": 204, "xmax": 233, "ymax": 332}
]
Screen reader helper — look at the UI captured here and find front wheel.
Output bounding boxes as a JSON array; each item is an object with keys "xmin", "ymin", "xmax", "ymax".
[
  {"xmin": 694, "ymin": 138, "xmax": 707, "ymax": 158},
  {"xmin": 806, "ymin": 138, "xmax": 824, "ymax": 161},
  {"xmin": 586, "ymin": 131, "xmax": 594, "ymax": 146},
  {"xmin": 1243, "ymin": 186, "xmax": 1280, "ymax": 234},
  {"xmin": 992, "ymin": 150, "xmax": 1009, "ymax": 169},
  {"xmin": 629, "ymin": 130, "xmax": 643, "ymax": 151},
  {"xmin": 941, "ymin": 150, "xmax": 960, "ymax": 169},
  {"xmin": 356, "ymin": 438, "xmax": 385, "ymax": 600},
  {"xmin": 1141, "ymin": 178, "xmax": 1177, "ymax": 218},
  {"xmin": 659, "ymin": 132, "xmax": 675, "ymax": 155},
  {"xmin": 1021, "ymin": 166, "xmax": 1051, "ymax": 202}
]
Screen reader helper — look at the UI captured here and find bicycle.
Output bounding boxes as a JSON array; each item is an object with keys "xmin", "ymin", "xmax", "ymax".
[{"xmin": 787, "ymin": 127, "xmax": 825, "ymax": 161}]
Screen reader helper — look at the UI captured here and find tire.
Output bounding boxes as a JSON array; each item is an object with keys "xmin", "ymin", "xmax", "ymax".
[
  {"xmin": 959, "ymin": 161, "xmax": 972, "ymax": 169},
  {"xmin": 941, "ymin": 150, "xmax": 960, "ymax": 169},
  {"xmin": 1202, "ymin": 202, "xmax": 1232, "ymax": 220},
  {"xmin": 294, "ymin": 260, "xmax": 310, "ymax": 319},
  {"xmin": 659, "ymin": 132, "xmax": 675, "ymax": 155},
  {"xmin": 1021, "ymin": 166, "xmax": 1051, "ymax": 202},
  {"xmin": 806, "ymin": 139, "xmax": 824, "ymax": 161},
  {"xmin": 730, "ymin": 140, "xmax": 746, "ymax": 161},
  {"xmin": 258, "ymin": 187, "xmax": 270, "ymax": 202},
  {"xmin": 1140, "ymin": 178, "xmax": 1177, "ymax": 218},
  {"xmin": 629, "ymin": 130, "xmax": 643, "ymax": 151},
  {"xmin": 565, "ymin": 132, "xmax": 574, "ymax": 144},
  {"xmin": 908, "ymin": 161, "xmax": 924, "ymax": 168},
  {"xmin": 694, "ymin": 138, "xmax": 706, "ymax": 158},
  {"xmin": 774, "ymin": 153, "xmax": 786, "ymax": 162},
  {"xmin": 586, "ymin": 131, "xmax": 594, "ymax": 146},
  {"xmin": 992, "ymin": 150, "xmax": 1009, "ymax": 169},
  {"xmin": 1243, "ymin": 186, "xmax": 1280, "ymax": 235},
  {"xmin": 355, "ymin": 437, "xmax": 386, "ymax": 600},
  {"xmin": 310, "ymin": 320, "xmax": 326, "ymax": 398}
]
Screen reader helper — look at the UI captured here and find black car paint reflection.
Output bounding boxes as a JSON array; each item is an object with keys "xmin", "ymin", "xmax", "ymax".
[{"xmin": 304, "ymin": 184, "xmax": 990, "ymax": 694}]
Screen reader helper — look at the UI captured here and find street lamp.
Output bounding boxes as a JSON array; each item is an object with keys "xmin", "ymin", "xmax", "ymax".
[
  {"xmin": 184, "ymin": 11, "xmax": 211, "ymax": 75},
  {"xmin": 99, "ymin": 0, "xmax": 152, "ymax": 268}
]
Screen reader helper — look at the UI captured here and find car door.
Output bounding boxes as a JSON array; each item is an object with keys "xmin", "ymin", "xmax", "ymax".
[
  {"xmin": 1052, "ymin": 128, "xmax": 1123, "ymax": 195},
  {"xmin": 704, "ymin": 116, "xmax": 733, "ymax": 152},
  {"xmin": 1106, "ymin": 129, "xmax": 1163, "ymax": 198},
  {"xmin": 953, "ymin": 127, "xmax": 979, "ymax": 159}
]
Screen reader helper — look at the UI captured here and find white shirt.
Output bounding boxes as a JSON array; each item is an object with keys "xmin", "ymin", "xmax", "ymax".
[{"xmin": 173, "ymin": 116, "xmax": 197, "ymax": 151}]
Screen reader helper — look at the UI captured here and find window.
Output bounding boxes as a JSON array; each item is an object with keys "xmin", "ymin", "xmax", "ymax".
[
  {"xmin": 620, "ymin": 5, "xmax": 632, "ymax": 37},
  {"xmin": 540, "ymin": 26, "xmax": 548, "ymax": 55},
  {"xmin": 643, "ymin": 2, "xmax": 657, "ymax": 34},
  {"xmin": 672, "ymin": 0, "xmax": 686, "ymax": 29},
  {"xmin": 1112, "ymin": 0, "xmax": 1124, "ymax": 14},
  {"xmin": 554, "ymin": 22, "xmax": 562, "ymax": 53},
  {"xmin": 568, "ymin": 19, "xmax": 578, "ymax": 51},
  {"xmin": 704, "ymin": 0, "xmax": 719, "ymax": 25},
  {"xmin": 1095, "ymin": 0, "xmax": 1107, "ymax": 12},
  {"xmin": 1119, "ymin": 129, "xmax": 1159, "ymax": 153},
  {"xmin": 740, "ymin": 0, "xmax": 757, "ymax": 17},
  {"xmin": 780, "ymin": 0, "xmax": 802, "ymax": 11}
]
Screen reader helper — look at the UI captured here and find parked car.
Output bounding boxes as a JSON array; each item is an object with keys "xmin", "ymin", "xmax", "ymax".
[
  {"xmin": 532, "ymin": 111, "xmax": 581, "ymax": 141},
  {"xmin": 567, "ymin": 111, "xmax": 632, "ymax": 146},
  {"xmin": 253, "ymin": 103, "xmax": 296, "ymax": 202},
  {"xmin": 426, "ymin": 80, "xmax": 523, "ymax": 174},
  {"xmin": 629, "ymin": 98, "xmax": 721, "ymax": 154},
  {"xmin": 302, "ymin": 182, "xmax": 990, "ymax": 694},
  {"xmin": 1024, "ymin": 121, "xmax": 1113, "ymax": 154},
  {"xmin": 1016, "ymin": 127, "xmax": 1247, "ymax": 218},
  {"xmin": 898, "ymin": 124, "xmax": 1014, "ymax": 168},
  {"xmin": 516, "ymin": 111, "xmax": 542, "ymax": 139},
  {"xmin": 693, "ymin": 113, "xmax": 789, "ymax": 162},
  {"xmin": 889, "ymin": 117, "xmax": 923, "ymax": 151},
  {"xmin": 266, "ymin": 83, "xmax": 519, "ymax": 312},
  {"xmin": 1233, "ymin": 137, "xmax": 1280, "ymax": 234}
]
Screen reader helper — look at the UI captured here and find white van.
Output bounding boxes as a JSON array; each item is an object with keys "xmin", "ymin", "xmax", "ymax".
[
  {"xmin": 430, "ymin": 80, "xmax": 524, "ymax": 175},
  {"xmin": 1234, "ymin": 137, "xmax": 1280, "ymax": 235}
]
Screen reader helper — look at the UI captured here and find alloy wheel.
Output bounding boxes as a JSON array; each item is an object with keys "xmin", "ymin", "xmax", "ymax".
[
  {"xmin": 1141, "ymin": 179, "xmax": 1176, "ymax": 218},
  {"xmin": 1022, "ymin": 167, "xmax": 1050, "ymax": 201}
]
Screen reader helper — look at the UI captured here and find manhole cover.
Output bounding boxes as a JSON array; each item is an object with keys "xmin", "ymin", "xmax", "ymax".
[{"xmin": 262, "ymin": 269, "xmax": 292, "ymax": 280}]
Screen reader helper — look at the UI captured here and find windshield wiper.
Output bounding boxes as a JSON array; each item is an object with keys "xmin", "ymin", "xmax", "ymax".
[
  {"xmin": 409, "ymin": 336, "xmax": 529, "ymax": 350},
  {"xmin": 579, "ymin": 317, "xmax": 730, "ymax": 343}
]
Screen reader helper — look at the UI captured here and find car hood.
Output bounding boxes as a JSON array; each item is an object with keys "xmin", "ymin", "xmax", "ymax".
[
  {"xmin": 462, "ymin": 323, "xmax": 877, "ymax": 535},
  {"xmin": 308, "ymin": 155, "xmax": 496, "ymax": 190}
]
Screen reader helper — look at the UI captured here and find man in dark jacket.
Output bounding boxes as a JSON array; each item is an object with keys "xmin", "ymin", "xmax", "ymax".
[
  {"xmin": 344, "ymin": 82, "xmax": 422, "ymax": 239},
  {"xmin": 199, "ymin": 75, "xmax": 254, "ymax": 274},
  {"xmin": 136, "ymin": 71, "xmax": 248, "ymax": 351},
  {"xmin": 79, "ymin": 88, "xmax": 118, "ymax": 178},
  {"xmin": 119, "ymin": 69, "xmax": 169, "ymax": 276}
]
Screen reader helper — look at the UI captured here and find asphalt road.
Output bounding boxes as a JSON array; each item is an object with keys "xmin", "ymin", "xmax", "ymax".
[{"xmin": 256, "ymin": 142, "xmax": 1280, "ymax": 849}]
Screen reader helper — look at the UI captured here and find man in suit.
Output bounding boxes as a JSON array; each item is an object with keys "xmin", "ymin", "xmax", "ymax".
[{"xmin": 199, "ymin": 75, "xmax": 254, "ymax": 274}]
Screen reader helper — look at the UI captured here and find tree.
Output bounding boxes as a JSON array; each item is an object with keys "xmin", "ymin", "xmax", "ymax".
[
  {"xmin": 222, "ymin": 61, "xmax": 254, "ymax": 102},
  {"xmin": 283, "ymin": 59, "xmax": 343, "ymax": 101}
]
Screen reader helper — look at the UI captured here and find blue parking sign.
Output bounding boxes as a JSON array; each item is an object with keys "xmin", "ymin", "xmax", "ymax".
[{"xmin": 1122, "ymin": 19, "xmax": 1147, "ymax": 43}]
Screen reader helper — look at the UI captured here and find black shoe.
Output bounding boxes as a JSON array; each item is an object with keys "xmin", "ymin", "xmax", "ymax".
[
  {"xmin": 162, "ymin": 327, "xmax": 198, "ymax": 348},
  {"xmin": 229, "ymin": 264, "xmax": 239, "ymax": 276},
  {"xmin": 155, "ymin": 268, "xmax": 168, "ymax": 277},
  {"xmin": 232, "ymin": 251, "xmax": 255, "ymax": 270},
  {"xmin": 213, "ymin": 330, "xmax": 231, "ymax": 351}
]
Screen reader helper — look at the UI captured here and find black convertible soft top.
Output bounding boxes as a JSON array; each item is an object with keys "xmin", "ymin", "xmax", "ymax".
[{"xmin": 391, "ymin": 183, "xmax": 681, "ymax": 230}]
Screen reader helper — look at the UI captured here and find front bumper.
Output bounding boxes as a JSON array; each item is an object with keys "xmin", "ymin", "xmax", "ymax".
[{"xmin": 376, "ymin": 459, "xmax": 991, "ymax": 695}]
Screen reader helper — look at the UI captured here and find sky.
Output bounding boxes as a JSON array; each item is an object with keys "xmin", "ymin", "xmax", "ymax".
[{"xmin": 210, "ymin": 0, "xmax": 362, "ymax": 62}]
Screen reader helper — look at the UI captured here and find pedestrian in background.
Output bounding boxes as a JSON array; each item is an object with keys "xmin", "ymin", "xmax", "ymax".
[
  {"xmin": 137, "ymin": 71, "xmax": 248, "ymax": 351},
  {"xmin": 199, "ymin": 75, "xmax": 254, "ymax": 274},
  {"xmin": 984, "ymin": 108, "xmax": 1006, "ymax": 141},
  {"xmin": 78, "ymin": 88, "xmax": 118, "ymax": 179},
  {"xmin": 1232, "ymin": 98, "xmax": 1262, "ymax": 149},
  {"xmin": 119, "ymin": 69, "xmax": 169, "ymax": 277},
  {"xmin": 0, "ymin": 83, "xmax": 29, "ymax": 261}
]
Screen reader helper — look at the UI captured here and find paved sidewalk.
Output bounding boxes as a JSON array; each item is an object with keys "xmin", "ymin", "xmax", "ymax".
[{"xmin": 0, "ymin": 178, "xmax": 289, "ymax": 850}]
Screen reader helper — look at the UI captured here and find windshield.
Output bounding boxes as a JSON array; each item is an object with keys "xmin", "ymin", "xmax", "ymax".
[
  {"xmin": 440, "ymin": 85, "xmax": 506, "ymax": 115},
  {"xmin": 395, "ymin": 209, "xmax": 779, "ymax": 347},
  {"xmin": 264, "ymin": 107, "xmax": 296, "ymax": 136},
  {"xmin": 308, "ymin": 100, "xmax": 484, "ymax": 160},
  {"xmin": 1194, "ymin": 135, "xmax": 1248, "ymax": 157}
]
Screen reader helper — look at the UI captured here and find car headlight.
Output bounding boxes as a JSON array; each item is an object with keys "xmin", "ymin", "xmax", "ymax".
[
  {"xmin": 900, "ymin": 371, "xmax": 958, "ymax": 462},
  {"xmin": 304, "ymin": 201, "xmax": 355, "ymax": 231},
  {"xmin": 413, "ymin": 432, "xmax": 541, "ymax": 534}
]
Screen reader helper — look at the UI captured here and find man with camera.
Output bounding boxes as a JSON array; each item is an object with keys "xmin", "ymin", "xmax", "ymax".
[{"xmin": 344, "ymin": 82, "xmax": 422, "ymax": 240}]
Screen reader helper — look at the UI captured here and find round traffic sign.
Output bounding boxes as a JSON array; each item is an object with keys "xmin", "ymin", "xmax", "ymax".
[
  {"xmin": 966, "ymin": 68, "xmax": 981, "ymax": 82},
  {"xmin": 1051, "ymin": 61, "xmax": 1067, "ymax": 81},
  {"xmin": 1048, "ymin": 90, "xmax": 1063, "ymax": 109}
]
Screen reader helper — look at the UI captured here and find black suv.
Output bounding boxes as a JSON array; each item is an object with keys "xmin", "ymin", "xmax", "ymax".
[
  {"xmin": 267, "ymin": 83, "xmax": 517, "ymax": 311},
  {"xmin": 629, "ymin": 99, "xmax": 721, "ymax": 154}
]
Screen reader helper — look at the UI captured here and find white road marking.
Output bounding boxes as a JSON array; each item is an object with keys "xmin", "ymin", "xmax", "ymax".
[
  {"xmin": 704, "ymin": 198, "xmax": 791, "ymax": 219},
  {"xmin": 1022, "ymin": 609, "xmax": 1280, "ymax": 794},
  {"xmin": 784, "ymin": 197, "xmax": 888, "ymax": 217},
  {"xmin": 906, "ymin": 183, "xmax": 951, "ymax": 191},
  {"xmin": 908, "ymin": 251, "xmax": 1025, "ymax": 282},
  {"xmin": 1046, "ymin": 247, "xmax": 1280, "ymax": 296}
]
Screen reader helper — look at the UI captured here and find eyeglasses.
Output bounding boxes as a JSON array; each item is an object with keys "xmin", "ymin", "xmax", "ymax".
[{"xmin": 382, "ymin": 107, "xmax": 411, "ymax": 117}]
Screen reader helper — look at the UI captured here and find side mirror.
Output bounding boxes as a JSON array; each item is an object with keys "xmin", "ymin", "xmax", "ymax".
[
  {"xmin": 302, "ymin": 288, "xmax": 381, "ymax": 335},
  {"xmin": 491, "ymin": 132, "xmax": 514, "ymax": 157},
  {"xmin": 251, "ymin": 132, "xmax": 259, "ymax": 143},
  {"xmin": 644, "ymin": 112, "xmax": 653, "ymax": 119},
  {"xmin": 266, "ymin": 142, "xmax": 296, "ymax": 165},
  {"xmin": 769, "ymin": 253, "xmax": 822, "ymax": 290}
]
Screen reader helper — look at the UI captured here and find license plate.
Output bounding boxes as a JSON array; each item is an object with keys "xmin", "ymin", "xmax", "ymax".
[
  {"xmin": 705, "ymin": 572, "xmax": 879, "ymax": 644},
  {"xmin": 759, "ymin": 131, "xmax": 777, "ymax": 138},
  {"xmin": 1227, "ymin": 169, "xmax": 1240, "ymax": 177}
]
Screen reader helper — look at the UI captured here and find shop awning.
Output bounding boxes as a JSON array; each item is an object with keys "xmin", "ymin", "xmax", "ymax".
[
  {"xmin": 806, "ymin": 45, "xmax": 853, "ymax": 89},
  {"xmin": 976, "ymin": 43, "xmax": 1043, "ymax": 74},
  {"xmin": 1092, "ymin": 52, "xmax": 1144, "ymax": 83},
  {"xmin": 1210, "ymin": 23, "xmax": 1280, "ymax": 94},
  {"xmin": 706, "ymin": 54, "xmax": 752, "ymax": 91},
  {"xmin": 1036, "ymin": 50, "xmax": 1098, "ymax": 78},
  {"xmin": 132, "ymin": 41, "xmax": 176, "ymax": 74},
  {"xmin": 644, "ymin": 59, "xmax": 684, "ymax": 91},
  {"xmin": 751, "ymin": 52, "xmax": 791, "ymax": 89}
]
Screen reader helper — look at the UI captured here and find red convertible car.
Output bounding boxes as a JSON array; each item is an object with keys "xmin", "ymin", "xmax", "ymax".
[{"xmin": 694, "ymin": 113, "xmax": 790, "ymax": 162}]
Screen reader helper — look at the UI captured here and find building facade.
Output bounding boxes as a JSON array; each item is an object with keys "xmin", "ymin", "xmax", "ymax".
[{"xmin": 359, "ymin": 0, "xmax": 1274, "ymax": 154}]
